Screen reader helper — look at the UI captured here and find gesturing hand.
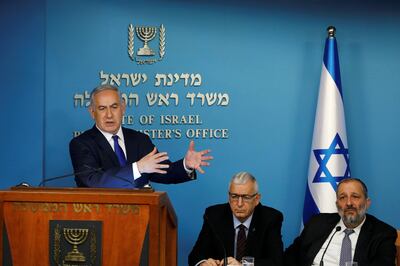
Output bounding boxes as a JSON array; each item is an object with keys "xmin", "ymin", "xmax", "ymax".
[
  {"xmin": 137, "ymin": 147, "xmax": 170, "ymax": 174},
  {"xmin": 184, "ymin": 140, "xmax": 213, "ymax": 174}
]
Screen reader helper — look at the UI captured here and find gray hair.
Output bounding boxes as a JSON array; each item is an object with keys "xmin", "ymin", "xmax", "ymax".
[
  {"xmin": 229, "ymin": 171, "xmax": 259, "ymax": 193},
  {"xmin": 89, "ymin": 84, "xmax": 123, "ymax": 107},
  {"xmin": 337, "ymin": 177, "xmax": 369, "ymax": 198}
]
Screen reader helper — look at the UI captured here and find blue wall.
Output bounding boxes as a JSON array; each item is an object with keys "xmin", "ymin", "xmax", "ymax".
[
  {"xmin": 0, "ymin": 0, "xmax": 45, "ymax": 187},
  {"xmin": 1, "ymin": 1, "xmax": 399, "ymax": 265}
]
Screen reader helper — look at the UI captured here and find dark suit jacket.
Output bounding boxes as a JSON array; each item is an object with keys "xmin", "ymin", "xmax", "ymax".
[
  {"xmin": 69, "ymin": 126, "xmax": 194, "ymax": 188},
  {"xmin": 284, "ymin": 213, "xmax": 397, "ymax": 266},
  {"xmin": 188, "ymin": 203, "xmax": 284, "ymax": 266}
]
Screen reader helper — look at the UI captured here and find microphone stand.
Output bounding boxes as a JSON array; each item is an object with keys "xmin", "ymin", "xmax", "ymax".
[
  {"xmin": 320, "ymin": 226, "xmax": 341, "ymax": 266},
  {"xmin": 38, "ymin": 166, "xmax": 102, "ymax": 187}
]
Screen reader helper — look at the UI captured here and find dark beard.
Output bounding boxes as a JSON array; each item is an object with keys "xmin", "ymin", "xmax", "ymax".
[{"xmin": 339, "ymin": 204, "xmax": 367, "ymax": 228}]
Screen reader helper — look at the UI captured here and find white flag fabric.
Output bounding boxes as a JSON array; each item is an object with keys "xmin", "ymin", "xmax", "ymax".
[{"xmin": 302, "ymin": 30, "xmax": 351, "ymax": 225}]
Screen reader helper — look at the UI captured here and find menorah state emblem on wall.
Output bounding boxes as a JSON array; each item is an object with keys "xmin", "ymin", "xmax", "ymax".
[{"xmin": 128, "ymin": 24, "xmax": 166, "ymax": 65}]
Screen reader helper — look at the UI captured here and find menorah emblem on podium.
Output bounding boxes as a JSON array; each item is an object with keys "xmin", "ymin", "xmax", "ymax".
[
  {"xmin": 63, "ymin": 228, "xmax": 89, "ymax": 262},
  {"xmin": 136, "ymin": 26, "xmax": 157, "ymax": 56}
]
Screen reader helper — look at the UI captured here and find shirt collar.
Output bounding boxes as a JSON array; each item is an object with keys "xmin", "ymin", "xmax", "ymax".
[
  {"xmin": 233, "ymin": 213, "xmax": 253, "ymax": 229},
  {"xmin": 96, "ymin": 125, "xmax": 124, "ymax": 142}
]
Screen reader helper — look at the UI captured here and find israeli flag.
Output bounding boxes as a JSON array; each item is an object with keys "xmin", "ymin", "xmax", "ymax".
[{"xmin": 302, "ymin": 27, "xmax": 351, "ymax": 225}]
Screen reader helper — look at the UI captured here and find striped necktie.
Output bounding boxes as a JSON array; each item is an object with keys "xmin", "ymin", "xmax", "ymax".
[{"xmin": 236, "ymin": 224, "xmax": 247, "ymax": 260}]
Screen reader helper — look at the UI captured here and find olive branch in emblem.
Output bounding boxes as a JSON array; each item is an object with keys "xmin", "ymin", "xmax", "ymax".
[
  {"xmin": 128, "ymin": 24, "xmax": 134, "ymax": 60},
  {"xmin": 53, "ymin": 224, "xmax": 61, "ymax": 264},
  {"xmin": 159, "ymin": 24, "xmax": 166, "ymax": 60}
]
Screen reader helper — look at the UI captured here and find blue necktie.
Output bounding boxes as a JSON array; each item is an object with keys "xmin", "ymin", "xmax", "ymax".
[
  {"xmin": 112, "ymin": 135, "xmax": 127, "ymax": 167},
  {"xmin": 339, "ymin": 228, "xmax": 355, "ymax": 266}
]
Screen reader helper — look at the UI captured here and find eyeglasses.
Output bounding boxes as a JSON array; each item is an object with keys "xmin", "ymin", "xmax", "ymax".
[{"xmin": 229, "ymin": 192, "xmax": 258, "ymax": 202}]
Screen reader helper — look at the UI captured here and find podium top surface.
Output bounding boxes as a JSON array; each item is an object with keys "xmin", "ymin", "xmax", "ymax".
[{"xmin": 0, "ymin": 187, "xmax": 170, "ymax": 206}]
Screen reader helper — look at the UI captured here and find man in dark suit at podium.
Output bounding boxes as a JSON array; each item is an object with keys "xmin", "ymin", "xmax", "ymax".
[
  {"xmin": 189, "ymin": 172, "xmax": 284, "ymax": 266},
  {"xmin": 69, "ymin": 84, "xmax": 212, "ymax": 188},
  {"xmin": 284, "ymin": 178, "xmax": 397, "ymax": 266}
]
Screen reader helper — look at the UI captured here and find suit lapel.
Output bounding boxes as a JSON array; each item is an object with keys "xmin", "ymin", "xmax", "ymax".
[
  {"xmin": 308, "ymin": 214, "xmax": 341, "ymax": 262},
  {"xmin": 217, "ymin": 204, "xmax": 235, "ymax": 256},
  {"xmin": 122, "ymin": 127, "xmax": 137, "ymax": 162},
  {"xmin": 90, "ymin": 126, "xmax": 119, "ymax": 166},
  {"xmin": 246, "ymin": 205, "xmax": 261, "ymax": 254},
  {"xmin": 353, "ymin": 215, "xmax": 372, "ymax": 262}
]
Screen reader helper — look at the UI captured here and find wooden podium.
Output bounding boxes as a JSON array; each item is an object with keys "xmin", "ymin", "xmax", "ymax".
[{"xmin": 0, "ymin": 187, "xmax": 177, "ymax": 266}]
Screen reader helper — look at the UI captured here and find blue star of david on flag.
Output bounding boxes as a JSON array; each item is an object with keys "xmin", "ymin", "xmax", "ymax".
[{"xmin": 312, "ymin": 133, "xmax": 350, "ymax": 191}]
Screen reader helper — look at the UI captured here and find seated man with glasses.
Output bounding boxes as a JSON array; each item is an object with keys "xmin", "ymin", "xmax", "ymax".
[{"xmin": 189, "ymin": 172, "xmax": 284, "ymax": 266}]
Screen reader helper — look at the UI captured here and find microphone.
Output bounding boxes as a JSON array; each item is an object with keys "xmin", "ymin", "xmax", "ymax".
[
  {"xmin": 15, "ymin": 182, "xmax": 31, "ymax": 188},
  {"xmin": 79, "ymin": 164, "xmax": 138, "ymax": 188},
  {"xmin": 20, "ymin": 164, "xmax": 152, "ymax": 189},
  {"xmin": 73, "ymin": 164, "xmax": 150, "ymax": 189},
  {"xmin": 71, "ymin": 164, "xmax": 153, "ymax": 190},
  {"xmin": 320, "ymin": 226, "xmax": 341, "ymax": 266},
  {"xmin": 38, "ymin": 165, "xmax": 103, "ymax": 187},
  {"xmin": 204, "ymin": 214, "xmax": 227, "ymax": 266}
]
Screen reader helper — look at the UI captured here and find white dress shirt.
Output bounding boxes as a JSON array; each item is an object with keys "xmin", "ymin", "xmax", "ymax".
[
  {"xmin": 96, "ymin": 126, "xmax": 141, "ymax": 179},
  {"xmin": 312, "ymin": 217, "xmax": 366, "ymax": 266},
  {"xmin": 97, "ymin": 126, "xmax": 192, "ymax": 180}
]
